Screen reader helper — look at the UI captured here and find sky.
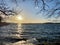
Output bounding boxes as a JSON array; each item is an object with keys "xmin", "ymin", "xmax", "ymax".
[{"xmin": 1, "ymin": 0, "xmax": 60, "ymax": 23}]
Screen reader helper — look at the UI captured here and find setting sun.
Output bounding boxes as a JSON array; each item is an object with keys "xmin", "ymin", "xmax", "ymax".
[{"xmin": 16, "ymin": 15, "xmax": 23, "ymax": 20}]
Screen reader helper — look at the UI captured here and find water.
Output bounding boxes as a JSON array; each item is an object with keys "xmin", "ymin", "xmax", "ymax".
[
  {"xmin": 20, "ymin": 23, "xmax": 60, "ymax": 41},
  {"xmin": 0, "ymin": 23, "xmax": 60, "ymax": 45}
]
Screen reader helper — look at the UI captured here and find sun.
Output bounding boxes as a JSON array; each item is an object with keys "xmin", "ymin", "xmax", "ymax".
[{"xmin": 16, "ymin": 15, "xmax": 23, "ymax": 20}]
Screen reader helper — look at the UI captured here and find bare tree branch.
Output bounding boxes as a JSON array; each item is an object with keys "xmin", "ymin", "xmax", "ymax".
[
  {"xmin": 0, "ymin": 0, "xmax": 60, "ymax": 18},
  {"xmin": 47, "ymin": 7, "xmax": 60, "ymax": 17}
]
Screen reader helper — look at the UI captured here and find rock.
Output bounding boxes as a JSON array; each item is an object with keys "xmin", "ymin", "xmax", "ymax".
[
  {"xmin": 12, "ymin": 40, "xmax": 35, "ymax": 45},
  {"xmin": 26, "ymin": 38, "xmax": 39, "ymax": 44}
]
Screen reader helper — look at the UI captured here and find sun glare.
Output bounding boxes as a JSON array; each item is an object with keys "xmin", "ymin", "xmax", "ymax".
[{"xmin": 16, "ymin": 15, "xmax": 23, "ymax": 20}]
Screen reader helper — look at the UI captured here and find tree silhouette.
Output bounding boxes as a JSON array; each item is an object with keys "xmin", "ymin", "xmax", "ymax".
[
  {"xmin": 0, "ymin": 0, "xmax": 60, "ymax": 21},
  {"xmin": 0, "ymin": 0, "xmax": 19, "ymax": 22},
  {"xmin": 13, "ymin": 0, "xmax": 60, "ymax": 17}
]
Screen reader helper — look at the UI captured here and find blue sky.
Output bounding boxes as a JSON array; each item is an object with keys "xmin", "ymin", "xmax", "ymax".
[{"xmin": 1, "ymin": 0, "xmax": 60, "ymax": 23}]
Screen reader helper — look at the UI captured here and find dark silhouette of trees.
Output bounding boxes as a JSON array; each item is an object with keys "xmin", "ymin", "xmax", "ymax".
[
  {"xmin": 34, "ymin": 0, "xmax": 60, "ymax": 17},
  {"xmin": 11, "ymin": 0, "xmax": 60, "ymax": 18},
  {"xmin": 0, "ymin": 0, "xmax": 18, "ymax": 22},
  {"xmin": 0, "ymin": 16, "xmax": 2, "ymax": 22},
  {"xmin": 0, "ymin": 0, "xmax": 60, "ymax": 22}
]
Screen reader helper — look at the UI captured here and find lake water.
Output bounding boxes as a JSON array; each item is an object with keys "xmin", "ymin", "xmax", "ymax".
[
  {"xmin": 20, "ymin": 23, "xmax": 60, "ymax": 42},
  {"xmin": 0, "ymin": 23, "xmax": 60, "ymax": 45}
]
